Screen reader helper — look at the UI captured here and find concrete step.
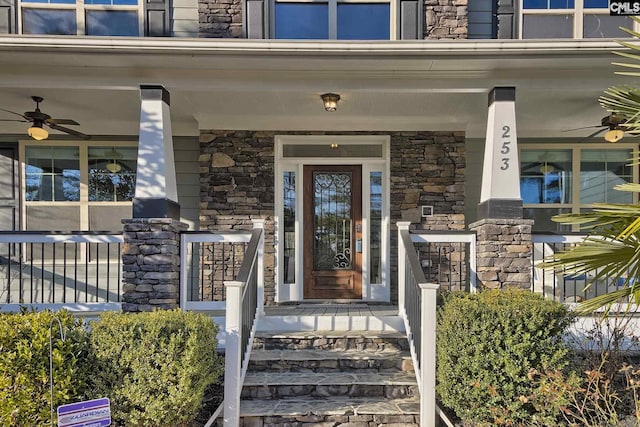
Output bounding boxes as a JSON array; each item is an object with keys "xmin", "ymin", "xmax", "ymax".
[
  {"xmin": 248, "ymin": 348, "xmax": 414, "ymax": 372},
  {"xmin": 241, "ymin": 370, "xmax": 418, "ymax": 399},
  {"xmin": 240, "ymin": 396, "xmax": 420, "ymax": 425}
]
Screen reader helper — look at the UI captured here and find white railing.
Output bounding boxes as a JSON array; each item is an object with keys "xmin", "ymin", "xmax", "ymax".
[
  {"xmin": 530, "ymin": 233, "xmax": 620, "ymax": 303},
  {"xmin": 0, "ymin": 232, "xmax": 123, "ymax": 312},
  {"xmin": 180, "ymin": 227, "xmax": 257, "ymax": 312},
  {"xmin": 409, "ymin": 230, "xmax": 477, "ymax": 293},
  {"xmin": 397, "ymin": 222, "xmax": 439, "ymax": 427},
  {"xmin": 223, "ymin": 220, "xmax": 264, "ymax": 427}
]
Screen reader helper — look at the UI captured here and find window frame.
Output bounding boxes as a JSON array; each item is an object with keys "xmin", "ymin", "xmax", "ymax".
[
  {"xmin": 518, "ymin": 0, "xmax": 640, "ymax": 38},
  {"xmin": 17, "ymin": 0, "xmax": 143, "ymax": 36},
  {"xmin": 20, "ymin": 140, "xmax": 137, "ymax": 231},
  {"xmin": 519, "ymin": 142, "xmax": 639, "ymax": 231},
  {"xmin": 269, "ymin": 0, "xmax": 399, "ymax": 40}
]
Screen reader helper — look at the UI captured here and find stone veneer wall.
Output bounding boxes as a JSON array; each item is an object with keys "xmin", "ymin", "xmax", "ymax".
[
  {"xmin": 198, "ymin": 0, "xmax": 468, "ymax": 39},
  {"xmin": 469, "ymin": 218, "xmax": 533, "ymax": 290},
  {"xmin": 199, "ymin": 130, "xmax": 465, "ymax": 305},
  {"xmin": 425, "ymin": 0, "xmax": 468, "ymax": 39},
  {"xmin": 121, "ymin": 218, "xmax": 188, "ymax": 312},
  {"xmin": 199, "ymin": 0, "xmax": 243, "ymax": 37}
]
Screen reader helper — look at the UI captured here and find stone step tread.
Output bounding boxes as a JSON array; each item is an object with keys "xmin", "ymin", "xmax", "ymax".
[
  {"xmin": 254, "ymin": 330, "xmax": 406, "ymax": 340},
  {"xmin": 243, "ymin": 371, "xmax": 417, "ymax": 386},
  {"xmin": 249, "ymin": 348, "xmax": 411, "ymax": 362},
  {"xmin": 240, "ymin": 396, "xmax": 420, "ymax": 417}
]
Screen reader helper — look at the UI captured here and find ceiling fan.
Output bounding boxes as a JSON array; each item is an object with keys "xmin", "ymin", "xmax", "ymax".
[
  {"xmin": 564, "ymin": 113, "xmax": 627, "ymax": 143},
  {"xmin": 0, "ymin": 96, "xmax": 90, "ymax": 140}
]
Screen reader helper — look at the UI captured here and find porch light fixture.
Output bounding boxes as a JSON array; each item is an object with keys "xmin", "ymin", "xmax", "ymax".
[
  {"xmin": 106, "ymin": 162, "xmax": 122, "ymax": 173},
  {"xmin": 604, "ymin": 128, "xmax": 624, "ymax": 143},
  {"xmin": 321, "ymin": 93, "xmax": 340, "ymax": 112},
  {"xmin": 28, "ymin": 123, "xmax": 48, "ymax": 141},
  {"xmin": 330, "ymin": 143, "xmax": 339, "ymax": 149}
]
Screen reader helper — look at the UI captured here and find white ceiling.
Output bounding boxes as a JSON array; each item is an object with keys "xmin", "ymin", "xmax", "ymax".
[{"xmin": 0, "ymin": 37, "xmax": 635, "ymax": 140}]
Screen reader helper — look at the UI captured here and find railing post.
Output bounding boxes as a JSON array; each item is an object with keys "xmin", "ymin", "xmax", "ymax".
[
  {"xmin": 469, "ymin": 233, "xmax": 477, "ymax": 293},
  {"xmin": 420, "ymin": 282, "xmax": 439, "ymax": 427},
  {"xmin": 223, "ymin": 280, "xmax": 243, "ymax": 427},
  {"xmin": 251, "ymin": 219, "xmax": 266, "ymax": 316},
  {"xmin": 397, "ymin": 222, "xmax": 411, "ymax": 314}
]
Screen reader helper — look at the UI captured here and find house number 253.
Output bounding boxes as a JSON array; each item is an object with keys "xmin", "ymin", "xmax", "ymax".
[{"xmin": 499, "ymin": 125, "xmax": 511, "ymax": 171}]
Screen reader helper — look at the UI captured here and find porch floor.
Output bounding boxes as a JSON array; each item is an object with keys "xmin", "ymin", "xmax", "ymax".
[
  {"xmin": 257, "ymin": 304, "xmax": 403, "ymax": 332},
  {"xmin": 263, "ymin": 303, "xmax": 399, "ymax": 317}
]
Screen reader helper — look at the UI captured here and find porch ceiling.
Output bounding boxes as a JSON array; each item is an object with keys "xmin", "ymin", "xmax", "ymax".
[{"xmin": 0, "ymin": 37, "xmax": 636, "ymax": 140}]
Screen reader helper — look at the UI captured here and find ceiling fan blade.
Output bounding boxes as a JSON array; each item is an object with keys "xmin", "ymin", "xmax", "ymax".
[
  {"xmin": 46, "ymin": 118, "xmax": 80, "ymax": 126},
  {"xmin": 585, "ymin": 128, "xmax": 607, "ymax": 139},
  {"xmin": 0, "ymin": 118, "xmax": 28, "ymax": 122},
  {"xmin": 562, "ymin": 125, "xmax": 604, "ymax": 132},
  {"xmin": 0, "ymin": 108, "xmax": 29, "ymax": 121},
  {"xmin": 47, "ymin": 122, "xmax": 91, "ymax": 140}
]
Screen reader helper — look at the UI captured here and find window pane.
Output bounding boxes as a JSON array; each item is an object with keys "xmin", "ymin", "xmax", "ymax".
[
  {"xmin": 22, "ymin": 9, "xmax": 76, "ymax": 34},
  {"xmin": 522, "ymin": 15, "xmax": 573, "ymax": 38},
  {"xmin": 275, "ymin": 3, "xmax": 328, "ymax": 39},
  {"xmin": 370, "ymin": 171, "xmax": 382, "ymax": 284},
  {"xmin": 283, "ymin": 144, "xmax": 383, "ymax": 158},
  {"xmin": 86, "ymin": 10, "xmax": 139, "ymax": 36},
  {"xmin": 88, "ymin": 147, "xmax": 137, "ymax": 201},
  {"xmin": 584, "ymin": 15, "xmax": 630, "ymax": 37},
  {"xmin": 86, "ymin": 0, "xmax": 137, "ymax": 4},
  {"xmin": 520, "ymin": 149, "xmax": 572, "ymax": 204},
  {"xmin": 584, "ymin": 0, "xmax": 607, "ymax": 7},
  {"xmin": 580, "ymin": 149, "xmax": 633, "ymax": 204},
  {"xmin": 283, "ymin": 171, "xmax": 296, "ymax": 284},
  {"xmin": 25, "ymin": 146, "xmax": 80, "ymax": 201},
  {"xmin": 524, "ymin": 208, "xmax": 572, "ymax": 232},
  {"xmin": 337, "ymin": 3, "xmax": 390, "ymax": 40},
  {"xmin": 524, "ymin": 0, "xmax": 574, "ymax": 7}
]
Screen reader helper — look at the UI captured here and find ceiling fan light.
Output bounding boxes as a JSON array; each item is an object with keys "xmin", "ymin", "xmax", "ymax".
[
  {"xmin": 28, "ymin": 124, "xmax": 48, "ymax": 141},
  {"xmin": 539, "ymin": 164, "xmax": 554, "ymax": 174},
  {"xmin": 106, "ymin": 162, "xmax": 122, "ymax": 173},
  {"xmin": 604, "ymin": 129, "xmax": 624, "ymax": 143}
]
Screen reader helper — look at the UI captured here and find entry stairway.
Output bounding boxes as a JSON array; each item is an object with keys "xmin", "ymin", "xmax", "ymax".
[{"xmin": 235, "ymin": 304, "xmax": 421, "ymax": 427}]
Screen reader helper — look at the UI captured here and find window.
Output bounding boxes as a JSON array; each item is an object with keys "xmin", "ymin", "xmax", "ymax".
[
  {"xmin": 20, "ymin": 0, "xmax": 140, "ymax": 35},
  {"xmin": 520, "ymin": 0, "xmax": 634, "ymax": 38},
  {"xmin": 273, "ymin": 0, "xmax": 391, "ymax": 39},
  {"xmin": 520, "ymin": 145, "xmax": 637, "ymax": 232},
  {"xmin": 23, "ymin": 143, "xmax": 137, "ymax": 231}
]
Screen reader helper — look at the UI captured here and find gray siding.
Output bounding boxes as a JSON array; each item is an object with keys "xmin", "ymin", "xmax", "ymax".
[
  {"xmin": 464, "ymin": 138, "xmax": 484, "ymax": 225},
  {"xmin": 175, "ymin": 136, "xmax": 200, "ymax": 229},
  {"xmin": 468, "ymin": 0, "xmax": 496, "ymax": 39},
  {"xmin": 172, "ymin": 0, "xmax": 199, "ymax": 37}
]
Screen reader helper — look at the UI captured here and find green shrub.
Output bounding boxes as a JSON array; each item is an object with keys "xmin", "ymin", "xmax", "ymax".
[
  {"xmin": 0, "ymin": 310, "xmax": 90, "ymax": 426},
  {"xmin": 436, "ymin": 289, "xmax": 574, "ymax": 426},
  {"xmin": 87, "ymin": 309, "xmax": 223, "ymax": 426}
]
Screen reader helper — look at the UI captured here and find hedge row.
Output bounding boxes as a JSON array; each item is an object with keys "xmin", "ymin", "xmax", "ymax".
[{"xmin": 0, "ymin": 309, "xmax": 222, "ymax": 427}]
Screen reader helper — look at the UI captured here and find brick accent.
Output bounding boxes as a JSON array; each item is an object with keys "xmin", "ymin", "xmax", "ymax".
[
  {"xmin": 469, "ymin": 218, "xmax": 534, "ymax": 290},
  {"xmin": 199, "ymin": 130, "xmax": 465, "ymax": 305},
  {"xmin": 121, "ymin": 218, "xmax": 188, "ymax": 312}
]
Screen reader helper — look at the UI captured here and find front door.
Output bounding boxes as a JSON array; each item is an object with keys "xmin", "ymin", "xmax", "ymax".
[{"xmin": 303, "ymin": 165, "xmax": 362, "ymax": 299}]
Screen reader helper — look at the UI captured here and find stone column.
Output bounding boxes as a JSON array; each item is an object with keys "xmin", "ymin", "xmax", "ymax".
[
  {"xmin": 122, "ymin": 218, "xmax": 188, "ymax": 312},
  {"xmin": 471, "ymin": 87, "xmax": 533, "ymax": 290},
  {"xmin": 122, "ymin": 85, "xmax": 187, "ymax": 312}
]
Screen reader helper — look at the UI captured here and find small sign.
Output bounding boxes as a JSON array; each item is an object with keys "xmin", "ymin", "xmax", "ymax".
[
  {"xmin": 57, "ymin": 397, "xmax": 111, "ymax": 427},
  {"xmin": 610, "ymin": 0, "xmax": 640, "ymax": 15}
]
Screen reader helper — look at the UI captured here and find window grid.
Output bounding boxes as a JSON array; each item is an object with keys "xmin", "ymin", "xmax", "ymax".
[
  {"xmin": 520, "ymin": 143, "xmax": 639, "ymax": 231},
  {"xmin": 519, "ymin": 0, "xmax": 639, "ymax": 38},
  {"xmin": 270, "ymin": 0, "xmax": 398, "ymax": 40},
  {"xmin": 20, "ymin": 141, "xmax": 137, "ymax": 231},
  {"xmin": 18, "ymin": 0, "xmax": 143, "ymax": 36}
]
